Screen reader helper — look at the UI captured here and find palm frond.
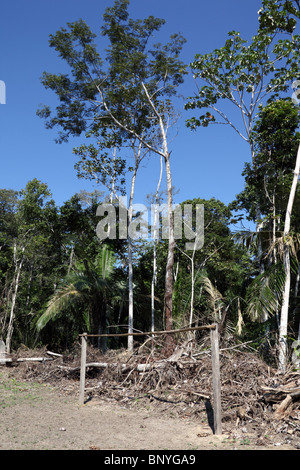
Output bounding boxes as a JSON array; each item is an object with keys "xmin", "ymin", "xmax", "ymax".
[
  {"xmin": 245, "ymin": 262, "xmax": 285, "ymax": 322},
  {"xmin": 201, "ymin": 275, "xmax": 225, "ymax": 321},
  {"xmin": 36, "ymin": 283, "xmax": 80, "ymax": 331},
  {"xmin": 233, "ymin": 229, "xmax": 258, "ymax": 249},
  {"xmin": 198, "ymin": 275, "xmax": 237, "ymax": 339},
  {"xmin": 96, "ymin": 244, "xmax": 115, "ymax": 280},
  {"xmin": 36, "ymin": 248, "xmax": 118, "ymax": 333},
  {"xmin": 236, "ymin": 297, "xmax": 244, "ymax": 336},
  {"xmin": 265, "ymin": 232, "xmax": 300, "ymax": 262}
]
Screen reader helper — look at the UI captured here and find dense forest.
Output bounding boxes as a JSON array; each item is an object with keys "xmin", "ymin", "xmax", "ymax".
[{"xmin": 1, "ymin": 0, "xmax": 300, "ymax": 374}]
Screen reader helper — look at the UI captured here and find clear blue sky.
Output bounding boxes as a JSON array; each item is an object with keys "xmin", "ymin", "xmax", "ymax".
[{"xmin": 0, "ymin": 0, "xmax": 267, "ymax": 220}]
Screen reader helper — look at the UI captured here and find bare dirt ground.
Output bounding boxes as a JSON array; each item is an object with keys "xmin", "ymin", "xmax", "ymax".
[
  {"xmin": 0, "ymin": 367, "xmax": 294, "ymax": 451},
  {"xmin": 0, "ymin": 342, "xmax": 300, "ymax": 451},
  {"xmin": 0, "ymin": 368, "xmax": 217, "ymax": 451}
]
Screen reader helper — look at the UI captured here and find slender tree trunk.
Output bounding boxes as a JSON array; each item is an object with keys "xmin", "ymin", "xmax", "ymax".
[
  {"xmin": 6, "ymin": 245, "xmax": 25, "ymax": 354},
  {"xmin": 295, "ymin": 265, "xmax": 300, "ymax": 299},
  {"xmin": 151, "ymin": 247, "xmax": 156, "ymax": 334},
  {"xmin": 127, "ymin": 141, "xmax": 145, "ymax": 351},
  {"xmin": 101, "ymin": 82, "xmax": 176, "ymax": 335},
  {"xmin": 251, "ymin": 141, "xmax": 265, "ymax": 284},
  {"xmin": 294, "ymin": 264, "xmax": 300, "ymax": 342},
  {"xmin": 279, "ymin": 246, "xmax": 291, "ymax": 371},
  {"xmin": 140, "ymin": 82, "xmax": 175, "ymax": 333},
  {"xmin": 110, "ymin": 148, "xmax": 117, "ymax": 204},
  {"xmin": 278, "ymin": 143, "xmax": 300, "ymax": 372},
  {"xmin": 127, "ymin": 166, "xmax": 138, "ymax": 352},
  {"xmin": 25, "ymin": 265, "xmax": 33, "ymax": 310},
  {"xmin": 127, "ymin": 241, "xmax": 134, "ymax": 351},
  {"xmin": 151, "ymin": 155, "xmax": 163, "ymax": 334},
  {"xmin": 164, "ymin": 154, "xmax": 175, "ymax": 333},
  {"xmin": 67, "ymin": 245, "xmax": 75, "ymax": 274},
  {"xmin": 189, "ymin": 253, "xmax": 195, "ymax": 328},
  {"xmin": 272, "ymin": 195, "xmax": 280, "ymax": 327}
]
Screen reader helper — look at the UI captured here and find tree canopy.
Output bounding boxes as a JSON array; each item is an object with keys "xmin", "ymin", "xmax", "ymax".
[{"xmin": 1, "ymin": 0, "xmax": 300, "ymax": 372}]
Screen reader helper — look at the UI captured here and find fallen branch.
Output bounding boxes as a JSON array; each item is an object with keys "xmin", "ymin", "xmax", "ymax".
[
  {"xmin": 57, "ymin": 362, "xmax": 156, "ymax": 373},
  {"xmin": 261, "ymin": 385, "xmax": 300, "ymax": 402},
  {"xmin": 274, "ymin": 394, "xmax": 293, "ymax": 419},
  {"xmin": 180, "ymin": 388, "xmax": 210, "ymax": 400},
  {"xmin": 16, "ymin": 357, "xmax": 53, "ymax": 362},
  {"xmin": 46, "ymin": 351, "xmax": 63, "ymax": 358}
]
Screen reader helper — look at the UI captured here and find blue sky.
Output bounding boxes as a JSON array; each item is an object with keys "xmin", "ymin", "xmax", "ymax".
[{"xmin": 0, "ymin": 0, "xmax": 269, "ymax": 221}]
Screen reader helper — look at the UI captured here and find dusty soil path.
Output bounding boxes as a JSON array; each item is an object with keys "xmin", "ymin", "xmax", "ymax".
[{"xmin": 0, "ymin": 369, "xmax": 295, "ymax": 451}]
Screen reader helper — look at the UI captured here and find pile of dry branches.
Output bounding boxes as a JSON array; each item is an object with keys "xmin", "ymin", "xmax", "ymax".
[{"xmin": 5, "ymin": 335, "xmax": 300, "ymax": 447}]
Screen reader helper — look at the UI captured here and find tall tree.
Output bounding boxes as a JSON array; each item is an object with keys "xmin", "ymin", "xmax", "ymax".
[
  {"xmin": 232, "ymin": 100, "xmax": 300, "ymax": 232},
  {"xmin": 0, "ymin": 179, "xmax": 61, "ymax": 351},
  {"xmin": 136, "ymin": 197, "xmax": 251, "ymax": 333},
  {"xmin": 37, "ymin": 0, "xmax": 187, "ymax": 337},
  {"xmin": 233, "ymin": 100, "xmax": 300, "ymax": 369},
  {"xmin": 0, "ymin": 189, "xmax": 18, "ymax": 289},
  {"xmin": 279, "ymin": 143, "xmax": 300, "ymax": 370},
  {"xmin": 185, "ymin": 20, "xmax": 300, "ymax": 231}
]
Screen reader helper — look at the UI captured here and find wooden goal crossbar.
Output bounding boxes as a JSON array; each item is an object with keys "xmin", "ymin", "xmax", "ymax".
[
  {"xmin": 78, "ymin": 323, "xmax": 222, "ymax": 435},
  {"xmin": 79, "ymin": 324, "xmax": 216, "ymax": 338}
]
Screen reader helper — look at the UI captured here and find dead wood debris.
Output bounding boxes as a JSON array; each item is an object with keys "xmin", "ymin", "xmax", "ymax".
[{"xmin": 3, "ymin": 338, "xmax": 300, "ymax": 449}]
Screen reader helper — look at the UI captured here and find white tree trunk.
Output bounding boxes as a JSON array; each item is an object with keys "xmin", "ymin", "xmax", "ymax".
[
  {"xmin": 141, "ymin": 82, "xmax": 175, "ymax": 333},
  {"xmin": 6, "ymin": 245, "xmax": 25, "ymax": 354},
  {"xmin": 127, "ymin": 162, "xmax": 138, "ymax": 352},
  {"xmin": 189, "ymin": 253, "xmax": 195, "ymax": 328},
  {"xmin": 151, "ymin": 155, "xmax": 163, "ymax": 333},
  {"xmin": 100, "ymin": 82, "xmax": 176, "ymax": 335},
  {"xmin": 163, "ymin": 153, "xmax": 175, "ymax": 333},
  {"xmin": 127, "ymin": 140, "xmax": 147, "ymax": 351},
  {"xmin": 278, "ymin": 143, "xmax": 300, "ymax": 372}
]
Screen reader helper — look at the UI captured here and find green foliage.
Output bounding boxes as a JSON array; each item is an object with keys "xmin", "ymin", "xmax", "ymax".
[
  {"xmin": 245, "ymin": 262, "xmax": 286, "ymax": 322},
  {"xmin": 258, "ymin": 0, "xmax": 300, "ymax": 33},
  {"xmin": 0, "ymin": 180, "xmax": 117, "ymax": 350},
  {"xmin": 0, "ymin": 189, "xmax": 19, "ymax": 285},
  {"xmin": 232, "ymin": 99, "xmax": 300, "ymax": 224},
  {"xmin": 37, "ymin": 0, "xmax": 188, "ymax": 335},
  {"xmin": 36, "ymin": 244, "xmax": 117, "ymax": 349},
  {"xmin": 37, "ymin": 0, "xmax": 187, "ymax": 158},
  {"xmin": 169, "ymin": 198, "xmax": 251, "ymax": 328},
  {"xmin": 3, "ymin": 2, "xmax": 300, "ymax": 355},
  {"xmin": 185, "ymin": 27, "xmax": 300, "ymax": 136},
  {"xmin": 35, "ymin": 275, "xmax": 89, "ymax": 332}
]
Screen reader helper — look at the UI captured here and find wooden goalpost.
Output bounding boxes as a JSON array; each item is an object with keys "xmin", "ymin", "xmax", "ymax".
[{"xmin": 78, "ymin": 323, "xmax": 222, "ymax": 435}]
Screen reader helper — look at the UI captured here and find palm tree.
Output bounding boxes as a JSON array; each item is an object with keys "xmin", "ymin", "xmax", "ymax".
[
  {"xmin": 245, "ymin": 262, "xmax": 285, "ymax": 325},
  {"xmin": 36, "ymin": 244, "xmax": 116, "ymax": 351}
]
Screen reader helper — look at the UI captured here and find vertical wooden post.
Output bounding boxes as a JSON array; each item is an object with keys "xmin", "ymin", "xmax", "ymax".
[
  {"xmin": 0, "ymin": 339, "xmax": 6, "ymax": 364},
  {"xmin": 79, "ymin": 333, "xmax": 87, "ymax": 405},
  {"xmin": 210, "ymin": 324, "xmax": 222, "ymax": 435}
]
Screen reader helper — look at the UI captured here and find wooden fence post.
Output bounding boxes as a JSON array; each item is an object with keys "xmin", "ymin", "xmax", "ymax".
[
  {"xmin": 79, "ymin": 333, "xmax": 87, "ymax": 405},
  {"xmin": 0, "ymin": 339, "xmax": 6, "ymax": 364},
  {"xmin": 210, "ymin": 323, "xmax": 222, "ymax": 435}
]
